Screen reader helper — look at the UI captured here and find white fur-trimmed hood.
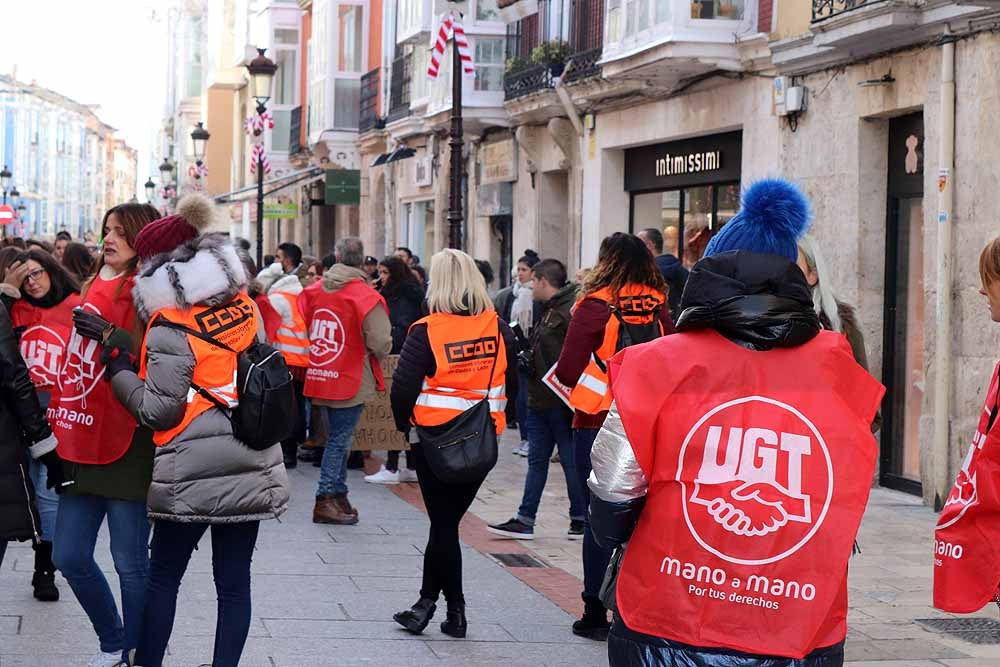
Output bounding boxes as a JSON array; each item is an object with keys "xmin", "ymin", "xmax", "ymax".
[
  {"xmin": 257, "ymin": 262, "xmax": 302, "ymax": 296},
  {"xmin": 133, "ymin": 234, "xmax": 248, "ymax": 323}
]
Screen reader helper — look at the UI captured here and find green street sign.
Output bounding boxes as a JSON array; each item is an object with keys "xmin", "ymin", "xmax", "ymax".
[
  {"xmin": 326, "ymin": 169, "xmax": 360, "ymax": 205},
  {"xmin": 263, "ymin": 201, "xmax": 298, "ymax": 219}
]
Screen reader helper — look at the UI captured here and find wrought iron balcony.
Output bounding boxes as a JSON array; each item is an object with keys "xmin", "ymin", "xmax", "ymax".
[
  {"xmin": 359, "ymin": 68, "xmax": 384, "ymax": 133},
  {"xmin": 812, "ymin": 0, "xmax": 877, "ymax": 21},
  {"xmin": 386, "ymin": 54, "xmax": 412, "ymax": 123},
  {"xmin": 503, "ymin": 48, "xmax": 603, "ymax": 101}
]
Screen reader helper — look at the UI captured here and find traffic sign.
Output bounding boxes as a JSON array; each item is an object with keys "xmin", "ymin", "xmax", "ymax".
[{"xmin": 0, "ymin": 205, "xmax": 14, "ymax": 225}]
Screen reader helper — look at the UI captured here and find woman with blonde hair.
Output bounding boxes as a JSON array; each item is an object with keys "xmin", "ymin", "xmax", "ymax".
[{"xmin": 390, "ymin": 249, "xmax": 518, "ymax": 639}]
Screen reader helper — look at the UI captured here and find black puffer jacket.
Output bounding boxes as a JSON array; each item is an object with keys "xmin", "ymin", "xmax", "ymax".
[
  {"xmin": 596, "ymin": 251, "xmax": 840, "ymax": 667},
  {"xmin": 382, "ymin": 279, "xmax": 426, "ymax": 354},
  {"xmin": 0, "ymin": 301, "xmax": 56, "ymax": 542}
]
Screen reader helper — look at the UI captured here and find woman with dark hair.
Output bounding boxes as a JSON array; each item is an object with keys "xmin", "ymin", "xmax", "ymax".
[
  {"xmin": 51, "ymin": 202, "xmax": 160, "ymax": 667},
  {"xmin": 305, "ymin": 258, "xmax": 324, "ymax": 286},
  {"xmin": 554, "ymin": 232, "xmax": 673, "ymax": 641},
  {"xmin": 62, "ymin": 241, "xmax": 96, "ymax": 284},
  {"xmin": 5, "ymin": 248, "xmax": 81, "ymax": 601},
  {"xmin": 365, "ymin": 256, "xmax": 426, "ymax": 485}
]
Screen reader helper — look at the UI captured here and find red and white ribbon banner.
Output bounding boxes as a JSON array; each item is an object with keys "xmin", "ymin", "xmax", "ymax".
[
  {"xmin": 427, "ymin": 12, "xmax": 475, "ymax": 80},
  {"xmin": 244, "ymin": 112, "xmax": 274, "ymax": 137},
  {"xmin": 250, "ymin": 142, "xmax": 271, "ymax": 175}
]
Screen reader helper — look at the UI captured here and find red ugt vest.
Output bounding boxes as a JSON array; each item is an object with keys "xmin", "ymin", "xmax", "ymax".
[
  {"xmin": 11, "ymin": 294, "xmax": 82, "ymax": 410},
  {"xmin": 608, "ymin": 329, "xmax": 883, "ymax": 659},
  {"xmin": 301, "ymin": 279, "xmax": 387, "ymax": 402},
  {"xmin": 54, "ymin": 273, "xmax": 139, "ymax": 465},
  {"xmin": 934, "ymin": 362, "xmax": 1000, "ymax": 613}
]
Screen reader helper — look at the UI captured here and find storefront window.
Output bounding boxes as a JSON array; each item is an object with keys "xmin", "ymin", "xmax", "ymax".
[{"xmin": 690, "ymin": 0, "xmax": 744, "ymax": 20}]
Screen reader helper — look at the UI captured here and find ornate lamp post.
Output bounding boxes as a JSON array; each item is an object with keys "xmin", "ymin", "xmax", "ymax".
[
  {"xmin": 144, "ymin": 178, "xmax": 156, "ymax": 203},
  {"xmin": 246, "ymin": 48, "xmax": 277, "ymax": 267}
]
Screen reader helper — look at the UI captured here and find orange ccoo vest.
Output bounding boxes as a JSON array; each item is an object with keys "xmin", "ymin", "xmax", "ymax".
[
  {"xmin": 568, "ymin": 284, "xmax": 666, "ymax": 415},
  {"xmin": 411, "ymin": 311, "xmax": 508, "ymax": 434},
  {"xmin": 139, "ymin": 293, "xmax": 259, "ymax": 446},
  {"xmin": 270, "ymin": 291, "xmax": 310, "ymax": 368}
]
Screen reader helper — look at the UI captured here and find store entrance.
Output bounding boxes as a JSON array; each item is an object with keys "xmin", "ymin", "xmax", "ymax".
[{"xmin": 629, "ymin": 183, "xmax": 741, "ymax": 268}]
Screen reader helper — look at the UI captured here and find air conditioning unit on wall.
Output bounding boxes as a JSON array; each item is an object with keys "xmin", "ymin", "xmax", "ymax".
[{"xmin": 414, "ymin": 156, "xmax": 433, "ymax": 187}]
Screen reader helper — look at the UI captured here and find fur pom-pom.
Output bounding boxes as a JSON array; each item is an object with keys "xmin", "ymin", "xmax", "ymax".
[
  {"xmin": 175, "ymin": 193, "xmax": 221, "ymax": 232},
  {"xmin": 737, "ymin": 179, "xmax": 812, "ymax": 244}
]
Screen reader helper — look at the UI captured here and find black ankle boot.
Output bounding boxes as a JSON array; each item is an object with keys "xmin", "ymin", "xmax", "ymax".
[
  {"xmin": 32, "ymin": 540, "xmax": 59, "ymax": 602},
  {"xmin": 440, "ymin": 599, "xmax": 467, "ymax": 638},
  {"xmin": 571, "ymin": 595, "xmax": 609, "ymax": 640},
  {"xmin": 394, "ymin": 597, "xmax": 437, "ymax": 635}
]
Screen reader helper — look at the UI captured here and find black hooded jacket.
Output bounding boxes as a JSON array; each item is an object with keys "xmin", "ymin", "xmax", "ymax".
[{"xmin": 598, "ymin": 252, "xmax": 844, "ymax": 667}]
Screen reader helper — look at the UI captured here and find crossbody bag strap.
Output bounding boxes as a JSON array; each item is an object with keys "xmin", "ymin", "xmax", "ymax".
[
  {"xmin": 485, "ymin": 322, "xmax": 500, "ymax": 395},
  {"xmin": 151, "ymin": 317, "xmax": 235, "ymax": 412}
]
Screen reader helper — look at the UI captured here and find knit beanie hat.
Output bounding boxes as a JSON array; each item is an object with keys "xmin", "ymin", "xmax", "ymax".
[
  {"xmin": 134, "ymin": 193, "xmax": 219, "ymax": 261},
  {"xmin": 703, "ymin": 179, "xmax": 812, "ymax": 262}
]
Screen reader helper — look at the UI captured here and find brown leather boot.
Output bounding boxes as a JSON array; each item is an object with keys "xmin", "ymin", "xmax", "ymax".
[
  {"xmin": 333, "ymin": 492, "xmax": 359, "ymax": 518},
  {"xmin": 313, "ymin": 495, "xmax": 358, "ymax": 525}
]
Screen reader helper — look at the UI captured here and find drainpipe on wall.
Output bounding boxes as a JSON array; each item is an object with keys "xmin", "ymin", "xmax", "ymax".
[{"xmin": 933, "ymin": 37, "xmax": 956, "ymax": 510}]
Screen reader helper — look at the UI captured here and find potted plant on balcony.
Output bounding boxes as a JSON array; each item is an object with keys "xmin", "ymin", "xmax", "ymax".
[
  {"xmin": 505, "ymin": 57, "xmax": 531, "ymax": 76},
  {"xmin": 530, "ymin": 40, "xmax": 572, "ymax": 78}
]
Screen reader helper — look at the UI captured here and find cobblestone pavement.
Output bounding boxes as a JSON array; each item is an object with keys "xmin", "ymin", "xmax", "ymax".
[{"xmin": 3, "ymin": 427, "xmax": 1000, "ymax": 666}]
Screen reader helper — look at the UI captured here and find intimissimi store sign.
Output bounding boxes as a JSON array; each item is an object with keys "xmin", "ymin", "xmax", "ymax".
[{"xmin": 625, "ymin": 131, "xmax": 742, "ymax": 192}]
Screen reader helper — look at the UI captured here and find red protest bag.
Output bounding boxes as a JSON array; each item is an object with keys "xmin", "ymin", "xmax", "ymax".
[
  {"xmin": 608, "ymin": 330, "xmax": 884, "ymax": 659},
  {"xmin": 934, "ymin": 363, "xmax": 1000, "ymax": 613}
]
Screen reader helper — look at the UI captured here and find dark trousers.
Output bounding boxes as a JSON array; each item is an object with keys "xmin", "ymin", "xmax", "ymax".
[
  {"xmin": 385, "ymin": 449, "xmax": 414, "ymax": 472},
  {"xmin": 134, "ymin": 520, "xmax": 260, "ymax": 667},
  {"xmin": 574, "ymin": 427, "xmax": 613, "ymax": 600},
  {"xmin": 410, "ymin": 445, "xmax": 485, "ymax": 603},
  {"xmin": 281, "ymin": 379, "xmax": 306, "ymax": 460}
]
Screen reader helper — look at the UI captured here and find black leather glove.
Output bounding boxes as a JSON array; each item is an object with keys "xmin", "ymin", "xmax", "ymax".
[
  {"xmin": 38, "ymin": 450, "xmax": 67, "ymax": 491},
  {"xmin": 100, "ymin": 343, "xmax": 137, "ymax": 380},
  {"xmin": 73, "ymin": 308, "xmax": 115, "ymax": 343}
]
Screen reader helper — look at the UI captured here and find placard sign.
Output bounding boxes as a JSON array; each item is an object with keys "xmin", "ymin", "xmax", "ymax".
[
  {"xmin": 351, "ymin": 355, "xmax": 409, "ymax": 451},
  {"xmin": 542, "ymin": 363, "xmax": 574, "ymax": 409}
]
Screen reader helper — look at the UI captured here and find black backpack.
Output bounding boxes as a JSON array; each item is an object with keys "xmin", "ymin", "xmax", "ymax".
[
  {"xmin": 594, "ymin": 297, "xmax": 665, "ymax": 374},
  {"xmin": 152, "ymin": 319, "xmax": 297, "ymax": 451}
]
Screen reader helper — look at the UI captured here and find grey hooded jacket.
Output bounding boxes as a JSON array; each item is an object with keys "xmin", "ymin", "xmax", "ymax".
[{"xmin": 111, "ymin": 235, "xmax": 290, "ymax": 524}]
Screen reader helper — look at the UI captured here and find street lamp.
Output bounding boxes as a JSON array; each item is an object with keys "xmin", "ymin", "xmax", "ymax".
[
  {"xmin": 159, "ymin": 158, "xmax": 174, "ymax": 179},
  {"xmin": 191, "ymin": 122, "xmax": 210, "ymax": 165},
  {"xmin": 446, "ymin": 1, "xmax": 465, "ymax": 250},
  {"xmin": 9, "ymin": 187, "xmax": 19, "ymax": 208},
  {"xmin": 246, "ymin": 47, "xmax": 277, "ymax": 267},
  {"xmin": 144, "ymin": 178, "xmax": 156, "ymax": 203},
  {"xmin": 0, "ymin": 166, "xmax": 11, "ymax": 206}
]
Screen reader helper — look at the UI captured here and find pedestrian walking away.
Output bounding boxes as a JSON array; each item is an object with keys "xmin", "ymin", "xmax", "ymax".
[
  {"xmin": 638, "ymin": 227, "xmax": 689, "ymax": 323},
  {"xmin": 3, "ymin": 248, "xmax": 82, "ymax": 601},
  {"xmin": 50, "ymin": 202, "xmax": 159, "ymax": 667},
  {"xmin": 104, "ymin": 194, "xmax": 290, "ymax": 667},
  {"xmin": 489, "ymin": 258, "xmax": 587, "ymax": 541},
  {"xmin": 300, "ymin": 236, "xmax": 392, "ymax": 525},
  {"xmin": 554, "ymin": 231, "xmax": 673, "ymax": 640},
  {"xmin": 390, "ymin": 248, "xmax": 518, "ymax": 639},
  {"xmin": 588, "ymin": 179, "xmax": 884, "ymax": 666}
]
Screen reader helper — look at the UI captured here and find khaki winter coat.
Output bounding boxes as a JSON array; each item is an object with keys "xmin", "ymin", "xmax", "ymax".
[{"xmin": 112, "ymin": 235, "xmax": 290, "ymax": 524}]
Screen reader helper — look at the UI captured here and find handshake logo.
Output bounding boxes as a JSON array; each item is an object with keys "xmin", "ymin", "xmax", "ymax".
[{"xmin": 679, "ymin": 397, "xmax": 833, "ymax": 565}]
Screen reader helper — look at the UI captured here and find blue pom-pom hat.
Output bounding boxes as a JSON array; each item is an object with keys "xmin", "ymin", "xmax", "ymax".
[{"xmin": 703, "ymin": 179, "xmax": 812, "ymax": 262}]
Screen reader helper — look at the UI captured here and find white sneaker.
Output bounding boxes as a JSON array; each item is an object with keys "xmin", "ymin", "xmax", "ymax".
[
  {"xmin": 88, "ymin": 651, "xmax": 124, "ymax": 667},
  {"xmin": 364, "ymin": 465, "xmax": 400, "ymax": 485},
  {"xmin": 398, "ymin": 468, "xmax": 419, "ymax": 483},
  {"xmin": 515, "ymin": 441, "xmax": 529, "ymax": 457}
]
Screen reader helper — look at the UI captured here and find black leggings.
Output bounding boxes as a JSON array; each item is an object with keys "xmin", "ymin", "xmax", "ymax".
[
  {"xmin": 385, "ymin": 449, "xmax": 415, "ymax": 472},
  {"xmin": 410, "ymin": 445, "xmax": 485, "ymax": 603}
]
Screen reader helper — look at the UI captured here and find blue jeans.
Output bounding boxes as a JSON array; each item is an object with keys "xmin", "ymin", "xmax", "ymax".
[
  {"xmin": 517, "ymin": 407, "xmax": 586, "ymax": 524},
  {"xmin": 28, "ymin": 458, "xmax": 58, "ymax": 541},
  {"xmin": 53, "ymin": 494, "xmax": 150, "ymax": 656},
  {"xmin": 135, "ymin": 520, "xmax": 260, "ymax": 667},
  {"xmin": 317, "ymin": 404, "xmax": 365, "ymax": 496},
  {"xmin": 515, "ymin": 370, "xmax": 529, "ymax": 441},
  {"xmin": 574, "ymin": 427, "xmax": 613, "ymax": 600}
]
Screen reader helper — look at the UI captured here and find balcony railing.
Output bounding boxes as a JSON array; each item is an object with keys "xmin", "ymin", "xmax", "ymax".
[
  {"xmin": 359, "ymin": 68, "xmax": 384, "ymax": 133},
  {"xmin": 504, "ymin": 48, "xmax": 603, "ymax": 101},
  {"xmin": 289, "ymin": 106, "xmax": 302, "ymax": 156},
  {"xmin": 387, "ymin": 54, "xmax": 412, "ymax": 123},
  {"xmin": 812, "ymin": 0, "xmax": 876, "ymax": 21}
]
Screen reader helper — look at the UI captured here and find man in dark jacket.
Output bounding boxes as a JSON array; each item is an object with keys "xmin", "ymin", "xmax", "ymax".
[
  {"xmin": 639, "ymin": 227, "xmax": 688, "ymax": 322},
  {"xmin": 487, "ymin": 259, "xmax": 587, "ymax": 540}
]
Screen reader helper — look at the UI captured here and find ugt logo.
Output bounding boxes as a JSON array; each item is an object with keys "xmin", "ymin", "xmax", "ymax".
[
  {"xmin": 309, "ymin": 308, "xmax": 345, "ymax": 367},
  {"xmin": 678, "ymin": 396, "xmax": 833, "ymax": 565},
  {"xmin": 938, "ymin": 428, "xmax": 987, "ymax": 530},
  {"xmin": 20, "ymin": 325, "xmax": 68, "ymax": 390},
  {"xmin": 59, "ymin": 304, "xmax": 103, "ymax": 404}
]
